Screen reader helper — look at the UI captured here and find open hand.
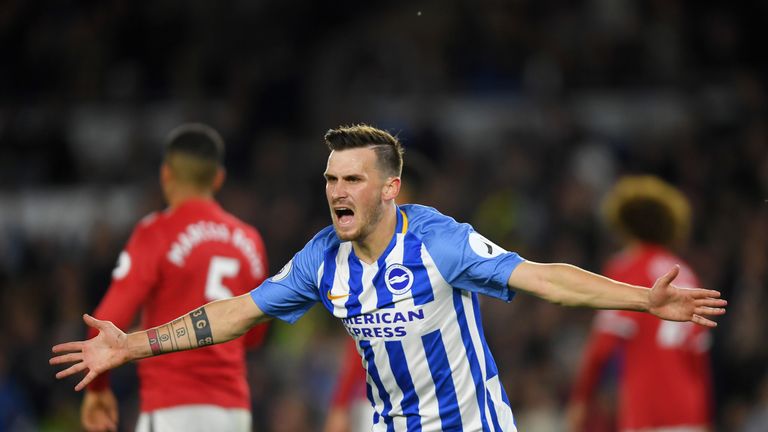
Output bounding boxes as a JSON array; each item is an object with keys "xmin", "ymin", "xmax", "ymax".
[
  {"xmin": 50, "ymin": 314, "xmax": 130, "ymax": 391},
  {"xmin": 648, "ymin": 266, "xmax": 727, "ymax": 327}
]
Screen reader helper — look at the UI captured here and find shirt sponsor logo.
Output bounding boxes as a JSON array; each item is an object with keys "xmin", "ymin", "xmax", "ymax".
[
  {"xmin": 341, "ymin": 308, "xmax": 425, "ymax": 339},
  {"xmin": 384, "ymin": 264, "xmax": 414, "ymax": 295}
]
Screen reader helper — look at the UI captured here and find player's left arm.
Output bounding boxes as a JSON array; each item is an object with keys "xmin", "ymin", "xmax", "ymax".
[{"xmin": 507, "ymin": 261, "xmax": 726, "ymax": 327}]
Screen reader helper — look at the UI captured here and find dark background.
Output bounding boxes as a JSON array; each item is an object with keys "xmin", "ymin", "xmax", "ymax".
[{"xmin": 1, "ymin": 0, "xmax": 766, "ymax": 430}]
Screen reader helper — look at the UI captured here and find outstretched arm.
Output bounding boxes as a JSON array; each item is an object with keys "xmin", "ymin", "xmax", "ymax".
[
  {"xmin": 51, "ymin": 293, "xmax": 269, "ymax": 391},
  {"xmin": 508, "ymin": 262, "xmax": 726, "ymax": 327}
]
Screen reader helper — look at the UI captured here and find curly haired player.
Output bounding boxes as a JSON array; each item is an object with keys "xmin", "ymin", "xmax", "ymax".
[{"xmin": 567, "ymin": 175, "xmax": 713, "ymax": 432}]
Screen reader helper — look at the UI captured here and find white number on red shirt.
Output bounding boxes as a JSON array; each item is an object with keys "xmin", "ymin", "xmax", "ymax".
[{"xmin": 205, "ymin": 256, "xmax": 240, "ymax": 301}]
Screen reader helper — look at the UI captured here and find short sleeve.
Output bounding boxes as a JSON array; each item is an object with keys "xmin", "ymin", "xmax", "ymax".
[
  {"xmin": 96, "ymin": 221, "xmax": 162, "ymax": 329},
  {"xmin": 412, "ymin": 207, "xmax": 524, "ymax": 301},
  {"xmin": 249, "ymin": 229, "xmax": 330, "ymax": 323}
]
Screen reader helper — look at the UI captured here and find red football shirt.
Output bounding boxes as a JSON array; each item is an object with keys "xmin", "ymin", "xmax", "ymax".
[
  {"xmin": 571, "ymin": 244, "xmax": 712, "ymax": 430},
  {"xmin": 88, "ymin": 198, "xmax": 269, "ymax": 411}
]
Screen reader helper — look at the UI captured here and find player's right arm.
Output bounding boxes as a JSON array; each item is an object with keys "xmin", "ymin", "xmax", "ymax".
[
  {"xmin": 51, "ymin": 293, "xmax": 269, "ymax": 391},
  {"xmin": 508, "ymin": 262, "xmax": 725, "ymax": 327}
]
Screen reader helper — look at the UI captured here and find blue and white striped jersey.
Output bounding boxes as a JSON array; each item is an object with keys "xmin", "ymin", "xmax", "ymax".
[{"xmin": 250, "ymin": 204, "xmax": 524, "ymax": 431}]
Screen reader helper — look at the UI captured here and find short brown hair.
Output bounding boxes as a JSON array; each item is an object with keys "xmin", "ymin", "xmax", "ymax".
[
  {"xmin": 602, "ymin": 175, "xmax": 691, "ymax": 247},
  {"xmin": 324, "ymin": 124, "xmax": 404, "ymax": 178},
  {"xmin": 163, "ymin": 123, "xmax": 224, "ymax": 189}
]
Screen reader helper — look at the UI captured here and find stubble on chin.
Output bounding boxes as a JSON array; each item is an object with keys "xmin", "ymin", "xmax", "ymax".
[
  {"xmin": 332, "ymin": 221, "xmax": 357, "ymax": 242},
  {"xmin": 334, "ymin": 229, "xmax": 353, "ymax": 241}
]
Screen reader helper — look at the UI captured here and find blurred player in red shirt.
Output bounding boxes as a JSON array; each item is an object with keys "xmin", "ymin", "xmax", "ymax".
[
  {"xmin": 567, "ymin": 175, "xmax": 713, "ymax": 432},
  {"xmin": 81, "ymin": 123, "xmax": 269, "ymax": 432}
]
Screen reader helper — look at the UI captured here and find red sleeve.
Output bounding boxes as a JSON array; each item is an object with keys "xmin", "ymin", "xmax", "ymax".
[
  {"xmin": 570, "ymin": 327, "xmax": 623, "ymax": 404},
  {"xmin": 88, "ymin": 222, "xmax": 162, "ymax": 390},
  {"xmin": 330, "ymin": 338, "xmax": 367, "ymax": 408}
]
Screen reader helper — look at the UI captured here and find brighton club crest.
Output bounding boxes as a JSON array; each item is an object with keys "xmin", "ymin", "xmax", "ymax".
[{"xmin": 384, "ymin": 264, "xmax": 414, "ymax": 295}]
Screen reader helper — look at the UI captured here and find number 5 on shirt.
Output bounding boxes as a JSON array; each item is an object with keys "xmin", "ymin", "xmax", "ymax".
[{"xmin": 205, "ymin": 256, "xmax": 239, "ymax": 301}]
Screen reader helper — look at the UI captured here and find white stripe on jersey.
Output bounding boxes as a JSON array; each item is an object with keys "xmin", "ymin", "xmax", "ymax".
[
  {"xmin": 443, "ymin": 290, "xmax": 483, "ymax": 430},
  {"xmin": 399, "ymin": 323, "xmax": 441, "ymax": 431},
  {"xmin": 329, "ymin": 243, "xmax": 352, "ymax": 317},
  {"xmin": 486, "ymin": 374, "xmax": 516, "ymax": 431},
  {"xmin": 460, "ymin": 290, "xmax": 493, "ymax": 429},
  {"xmin": 358, "ymin": 258, "xmax": 380, "ymax": 313}
]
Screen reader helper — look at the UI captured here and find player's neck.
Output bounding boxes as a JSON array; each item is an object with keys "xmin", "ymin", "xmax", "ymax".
[
  {"xmin": 166, "ymin": 188, "xmax": 214, "ymax": 209},
  {"xmin": 353, "ymin": 203, "xmax": 397, "ymax": 264}
]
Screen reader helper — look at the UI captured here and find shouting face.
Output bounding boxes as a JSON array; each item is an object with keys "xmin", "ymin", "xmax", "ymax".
[{"xmin": 324, "ymin": 147, "xmax": 392, "ymax": 243}]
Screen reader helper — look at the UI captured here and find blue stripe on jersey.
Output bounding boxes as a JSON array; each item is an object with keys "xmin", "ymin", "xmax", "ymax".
[
  {"xmin": 373, "ymin": 263, "xmax": 394, "ymax": 309},
  {"xmin": 471, "ymin": 292, "xmax": 498, "ymax": 379},
  {"xmin": 421, "ymin": 329, "xmax": 461, "ymax": 430},
  {"xmin": 486, "ymin": 389, "xmax": 502, "ymax": 431},
  {"xmin": 453, "ymin": 290, "xmax": 491, "ymax": 431},
  {"xmin": 367, "ymin": 382, "xmax": 379, "ymax": 425},
  {"xmin": 360, "ymin": 340, "xmax": 395, "ymax": 431},
  {"xmin": 471, "ymin": 292, "xmax": 514, "ymax": 411},
  {"xmin": 344, "ymin": 252, "xmax": 364, "ymax": 316},
  {"xmin": 403, "ymin": 232, "xmax": 434, "ymax": 306},
  {"xmin": 385, "ymin": 341, "xmax": 422, "ymax": 432},
  {"xmin": 320, "ymin": 244, "xmax": 340, "ymax": 311},
  {"xmin": 501, "ymin": 386, "xmax": 511, "ymax": 408}
]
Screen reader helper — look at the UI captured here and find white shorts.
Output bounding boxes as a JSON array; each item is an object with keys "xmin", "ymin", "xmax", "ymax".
[{"xmin": 136, "ymin": 405, "xmax": 251, "ymax": 432}]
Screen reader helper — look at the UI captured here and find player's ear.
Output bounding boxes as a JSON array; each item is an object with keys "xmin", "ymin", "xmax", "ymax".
[
  {"xmin": 212, "ymin": 167, "xmax": 226, "ymax": 192},
  {"xmin": 382, "ymin": 177, "xmax": 401, "ymax": 201},
  {"xmin": 160, "ymin": 162, "xmax": 173, "ymax": 185}
]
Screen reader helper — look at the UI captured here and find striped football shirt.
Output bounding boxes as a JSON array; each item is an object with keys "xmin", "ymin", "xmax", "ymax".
[{"xmin": 250, "ymin": 204, "xmax": 524, "ymax": 431}]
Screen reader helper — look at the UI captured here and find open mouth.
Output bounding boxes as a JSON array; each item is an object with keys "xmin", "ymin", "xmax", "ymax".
[{"xmin": 334, "ymin": 207, "xmax": 355, "ymax": 225}]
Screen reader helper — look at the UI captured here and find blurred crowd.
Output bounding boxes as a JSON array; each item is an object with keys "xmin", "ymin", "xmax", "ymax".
[{"xmin": 1, "ymin": 0, "xmax": 766, "ymax": 431}]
